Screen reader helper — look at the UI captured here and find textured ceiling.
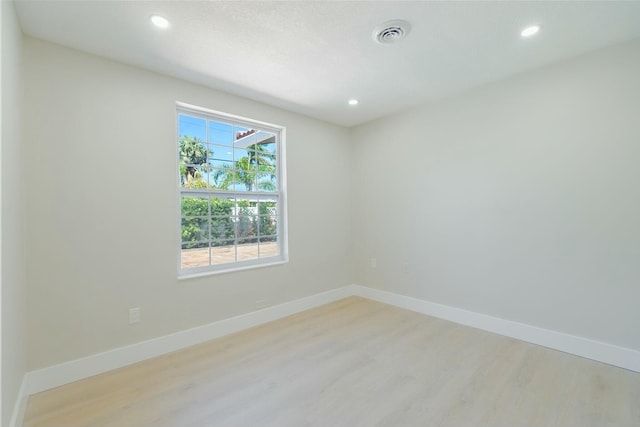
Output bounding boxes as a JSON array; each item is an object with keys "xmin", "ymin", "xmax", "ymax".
[{"xmin": 14, "ymin": 1, "xmax": 640, "ymax": 127}]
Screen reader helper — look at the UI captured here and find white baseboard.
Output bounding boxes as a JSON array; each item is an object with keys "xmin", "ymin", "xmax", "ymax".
[
  {"xmin": 19, "ymin": 282, "xmax": 639, "ymax": 414},
  {"xmin": 24, "ymin": 285, "xmax": 354, "ymax": 396},
  {"xmin": 351, "ymin": 285, "xmax": 640, "ymax": 373},
  {"xmin": 9, "ymin": 377, "xmax": 28, "ymax": 427}
]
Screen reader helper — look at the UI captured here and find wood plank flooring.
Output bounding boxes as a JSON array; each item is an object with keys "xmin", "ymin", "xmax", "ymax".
[{"xmin": 24, "ymin": 297, "xmax": 640, "ymax": 427}]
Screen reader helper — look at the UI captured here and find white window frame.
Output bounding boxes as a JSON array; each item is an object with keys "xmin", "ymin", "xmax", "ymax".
[{"xmin": 177, "ymin": 102, "xmax": 288, "ymax": 278}]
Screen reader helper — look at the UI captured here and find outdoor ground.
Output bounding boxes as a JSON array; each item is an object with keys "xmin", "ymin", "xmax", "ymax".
[{"xmin": 181, "ymin": 242, "xmax": 278, "ymax": 268}]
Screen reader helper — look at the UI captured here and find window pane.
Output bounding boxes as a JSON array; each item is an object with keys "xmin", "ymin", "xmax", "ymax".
[
  {"xmin": 210, "ymin": 197, "xmax": 235, "ymax": 216},
  {"xmin": 234, "ymin": 199, "xmax": 255, "ymax": 213},
  {"xmin": 179, "ymin": 149, "xmax": 210, "ymax": 172},
  {"xmin": 211, "ymin": 217, "xmax": 235, "ymax": 241},
  {"xmin": 181, "ymin": 247, "xmax": 210, "ymax": 269},
  {"xmin": 257, "ymin": 131, "xmax": 276, "ymax": 144},
  {"xmin": 179, "ymin": 115, "xmax": 206, "ymax": 141},
  {"xmin": 234, "ymin": 148, "xmax": 250, "ymax": 162},
  {"xmin": 259, "ymin": 236, "xmax": 278, "ymax": 258},
  {"xmin": 208, "ymin": 144, "xmax": 232, "ymax": 159},
  {"xmin": 181, "ymin": 164, "xmax": 210, "ymax": 189},
  {"xmin": 256, "ymin": 173, "xmax": 277, "ymax": 192},
  {"xmin": 228, "ymin": 182, "xmax": 247, "ymax": 192},
  {"xmin": 237, "ymin": 238, "xmax": 259, "ymax": 261},
  {"xmin": 246, "ymin": 149, "xmax": 258, "ymax": 166},
  {"xmin": 235, "ymin": 127, "xmax": 257, "ymax": 148},
  {"xmin": 234, "ymin": 170, "xmax": 256, "ymax": 192},
  {"xmin": 260, "ymin": 140, "xmax": 276, "ymax": 154},
  {"xmin": 181, "ymin": 218, "xmax": 209, "ymax": 244},
  {"xmin": 258, "ymin": 215, "xmax": 277, "ymax": 237},
  {"xmin": 237, "ymin": 214, "xmax": 258, "ymax": 239},
  {"xmin": 179, "ymin": 125, "xmax": 211, "ymax": 189},
  {"xmin": 258, "ymin": 199, "xmax": 278, "ymax": 215},
  {"xmin": 256, "ymin": 153, "xmax": 276, "ymax": 169},
  {"xmin": 181, "ymin": 196, "xmax": 209, "ymax": 217},
  {"xmin": 207, "ymin": 158, "xmax": 234, "ymax": 171},
  {"xmin": 208, "ymin": 121, "xmax": 233, "ymax": 146},
  {"xmin": 207, "ymin": 144, "xmax": 233, "ymax": 170},
  {"xmin": 211, "ymin": 239, "xmax": 236, "ymax": 265},
  {"xmin": 211, "ymin": 167, "xmax": 234, "ymax": 190}
]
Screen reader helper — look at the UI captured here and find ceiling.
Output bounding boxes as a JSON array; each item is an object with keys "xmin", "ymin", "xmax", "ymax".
[{"xmin": 14, "ymin": 1, "xmax": 640, "ymax": 127}]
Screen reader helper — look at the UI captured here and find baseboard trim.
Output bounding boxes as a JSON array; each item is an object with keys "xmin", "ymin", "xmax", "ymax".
[
  {"xmin": 9, "ymin": 377, "xmax": 28, "ymax": 427},
  {"xmin": 351, "ymin": 285, "xmax": 640, "ymax": 373},
  {"xmin": 24, "ymin": 285, "xmax": 355, "ymax": 396},
  {"xmin": 21, "ymin": 283, "xmax": 639, "ymax": 407}
]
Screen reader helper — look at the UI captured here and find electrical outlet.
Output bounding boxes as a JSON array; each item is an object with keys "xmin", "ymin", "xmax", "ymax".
[
  {"xmin": 402, "ymin": 262, "xmax": 410, "ymax": 273},
  {"xmin": 129, "ymin": 307, "xmax": 141, "ymax": 324},
  {"xmin": 370, "ymin": 258, "xmax": 377, "ymax": 269}
]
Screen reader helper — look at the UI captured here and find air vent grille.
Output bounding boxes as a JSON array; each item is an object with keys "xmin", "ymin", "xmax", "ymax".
[{"xmin": 373, "ymin": 20, "xmax": 411, "ymax": 45}]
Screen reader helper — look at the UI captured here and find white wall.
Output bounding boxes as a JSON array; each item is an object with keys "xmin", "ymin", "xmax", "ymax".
[
  {"xmin": 352, "ymin": 38, "xmax": 640, "ymax": 351},
  {"xmin": 23, "ymin": 38, "xmax": 353, "ymax": 370},
  {"xmin": 1, "ymin": 0, "xmax": 26, "ymax": 424}
]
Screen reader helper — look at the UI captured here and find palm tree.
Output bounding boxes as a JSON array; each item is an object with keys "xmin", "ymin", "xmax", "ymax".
[
  {"xmin": 211, "ymin": 163, "xmax": 233, "ymax": 190},
  {"xmin": 247, "ymin": 143, "xmax": 275, "ymax": 168},
  {"xmin": 249, "ymin": 142, "xmax": 276, "ymax": 190},
  {"xmin": 212, "ymin": 141, "xmax": 276, "ymax": 191},
  {"xmin": 213, "ymin": 154, "xmax": 276, "ymax": 192},
  {"xmin": 233, "ymin": 157, "xmax": 256, "ymax": 191},
  {"xmin": 212, "ymin": 157, "xmax": 255, "ymax": 191},
  {"xmin": 179, "ymin": 136, "xmax": 211, "ymax": 184}
]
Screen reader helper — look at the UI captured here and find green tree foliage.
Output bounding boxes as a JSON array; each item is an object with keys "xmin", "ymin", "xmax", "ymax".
[
  {"xmin": 181, "ymin": 197, "xmax": 208, "ymax": 249},
  {"xmin": 259, "ymin": 201, "xmax": 277, "ymax": 240},
  {"xmin": 181, "ymin": 198, "xmax": 278, "ymax": 248},
  {"xmin": 248, "ymin": 143, "xmax": 275, "ymax": 168},
  {"xmin": 214, "ymin": 157, "xmax": 254, "ymax": 191},
  {"xmin": 179, "ymin": 136, "xmax": 211, "ymax": 186},
  {"xmin": 181, "ymin": 197, "xmax": 235, "ymax": 249},
  {"xmin": 180, "ymin": 135, "xmax": 278, "ymax": 250},
  {"xmin": 237, "ymin": 200, "xmax": 256, "ymax": 242},
  {"xmin": 213, "ymin": 141, "xmax": 276, "ymax": 191},
  {"xmin": 235, "ymin": 201, "xmax": 277, "ymax": 244}
]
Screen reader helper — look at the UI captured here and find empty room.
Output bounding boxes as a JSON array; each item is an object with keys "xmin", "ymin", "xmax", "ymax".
[{"xmin": 2, "ymin": 1, "xmax": 640, "ymax": 426}]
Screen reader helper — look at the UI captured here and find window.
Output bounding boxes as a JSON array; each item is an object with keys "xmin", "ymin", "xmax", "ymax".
[{"xmin": 177, "ymin": 103, "xmax": 287, "ymax": 277}]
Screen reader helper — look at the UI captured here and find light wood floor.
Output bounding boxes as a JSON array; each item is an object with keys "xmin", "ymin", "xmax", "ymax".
[{"xmin": 24, "ymin": 297, "xmax": 640, "ymax": 427}]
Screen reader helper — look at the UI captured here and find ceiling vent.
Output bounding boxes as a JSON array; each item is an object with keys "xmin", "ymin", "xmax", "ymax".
[{"xmin": 373, "ymin": 20, "xmax": 411, "ymax": 45}]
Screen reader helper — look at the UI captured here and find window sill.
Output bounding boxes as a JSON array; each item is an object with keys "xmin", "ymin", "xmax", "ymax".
[{"xmin": 178, "ymin": 257, "xmax": 288, "ymax": 280}]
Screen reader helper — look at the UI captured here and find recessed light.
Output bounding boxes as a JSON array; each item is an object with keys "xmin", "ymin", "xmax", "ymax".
[
  {"xmin": 348, "ymin": 99, "xmax": 359, "ymax": 106},
  {"xmin": 150, "ymin": 15, "xmax": 170, "ymax": 29},
  {"xmin": 521, "ymin": 25, "xmax": 540, "ymax": 38}
]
